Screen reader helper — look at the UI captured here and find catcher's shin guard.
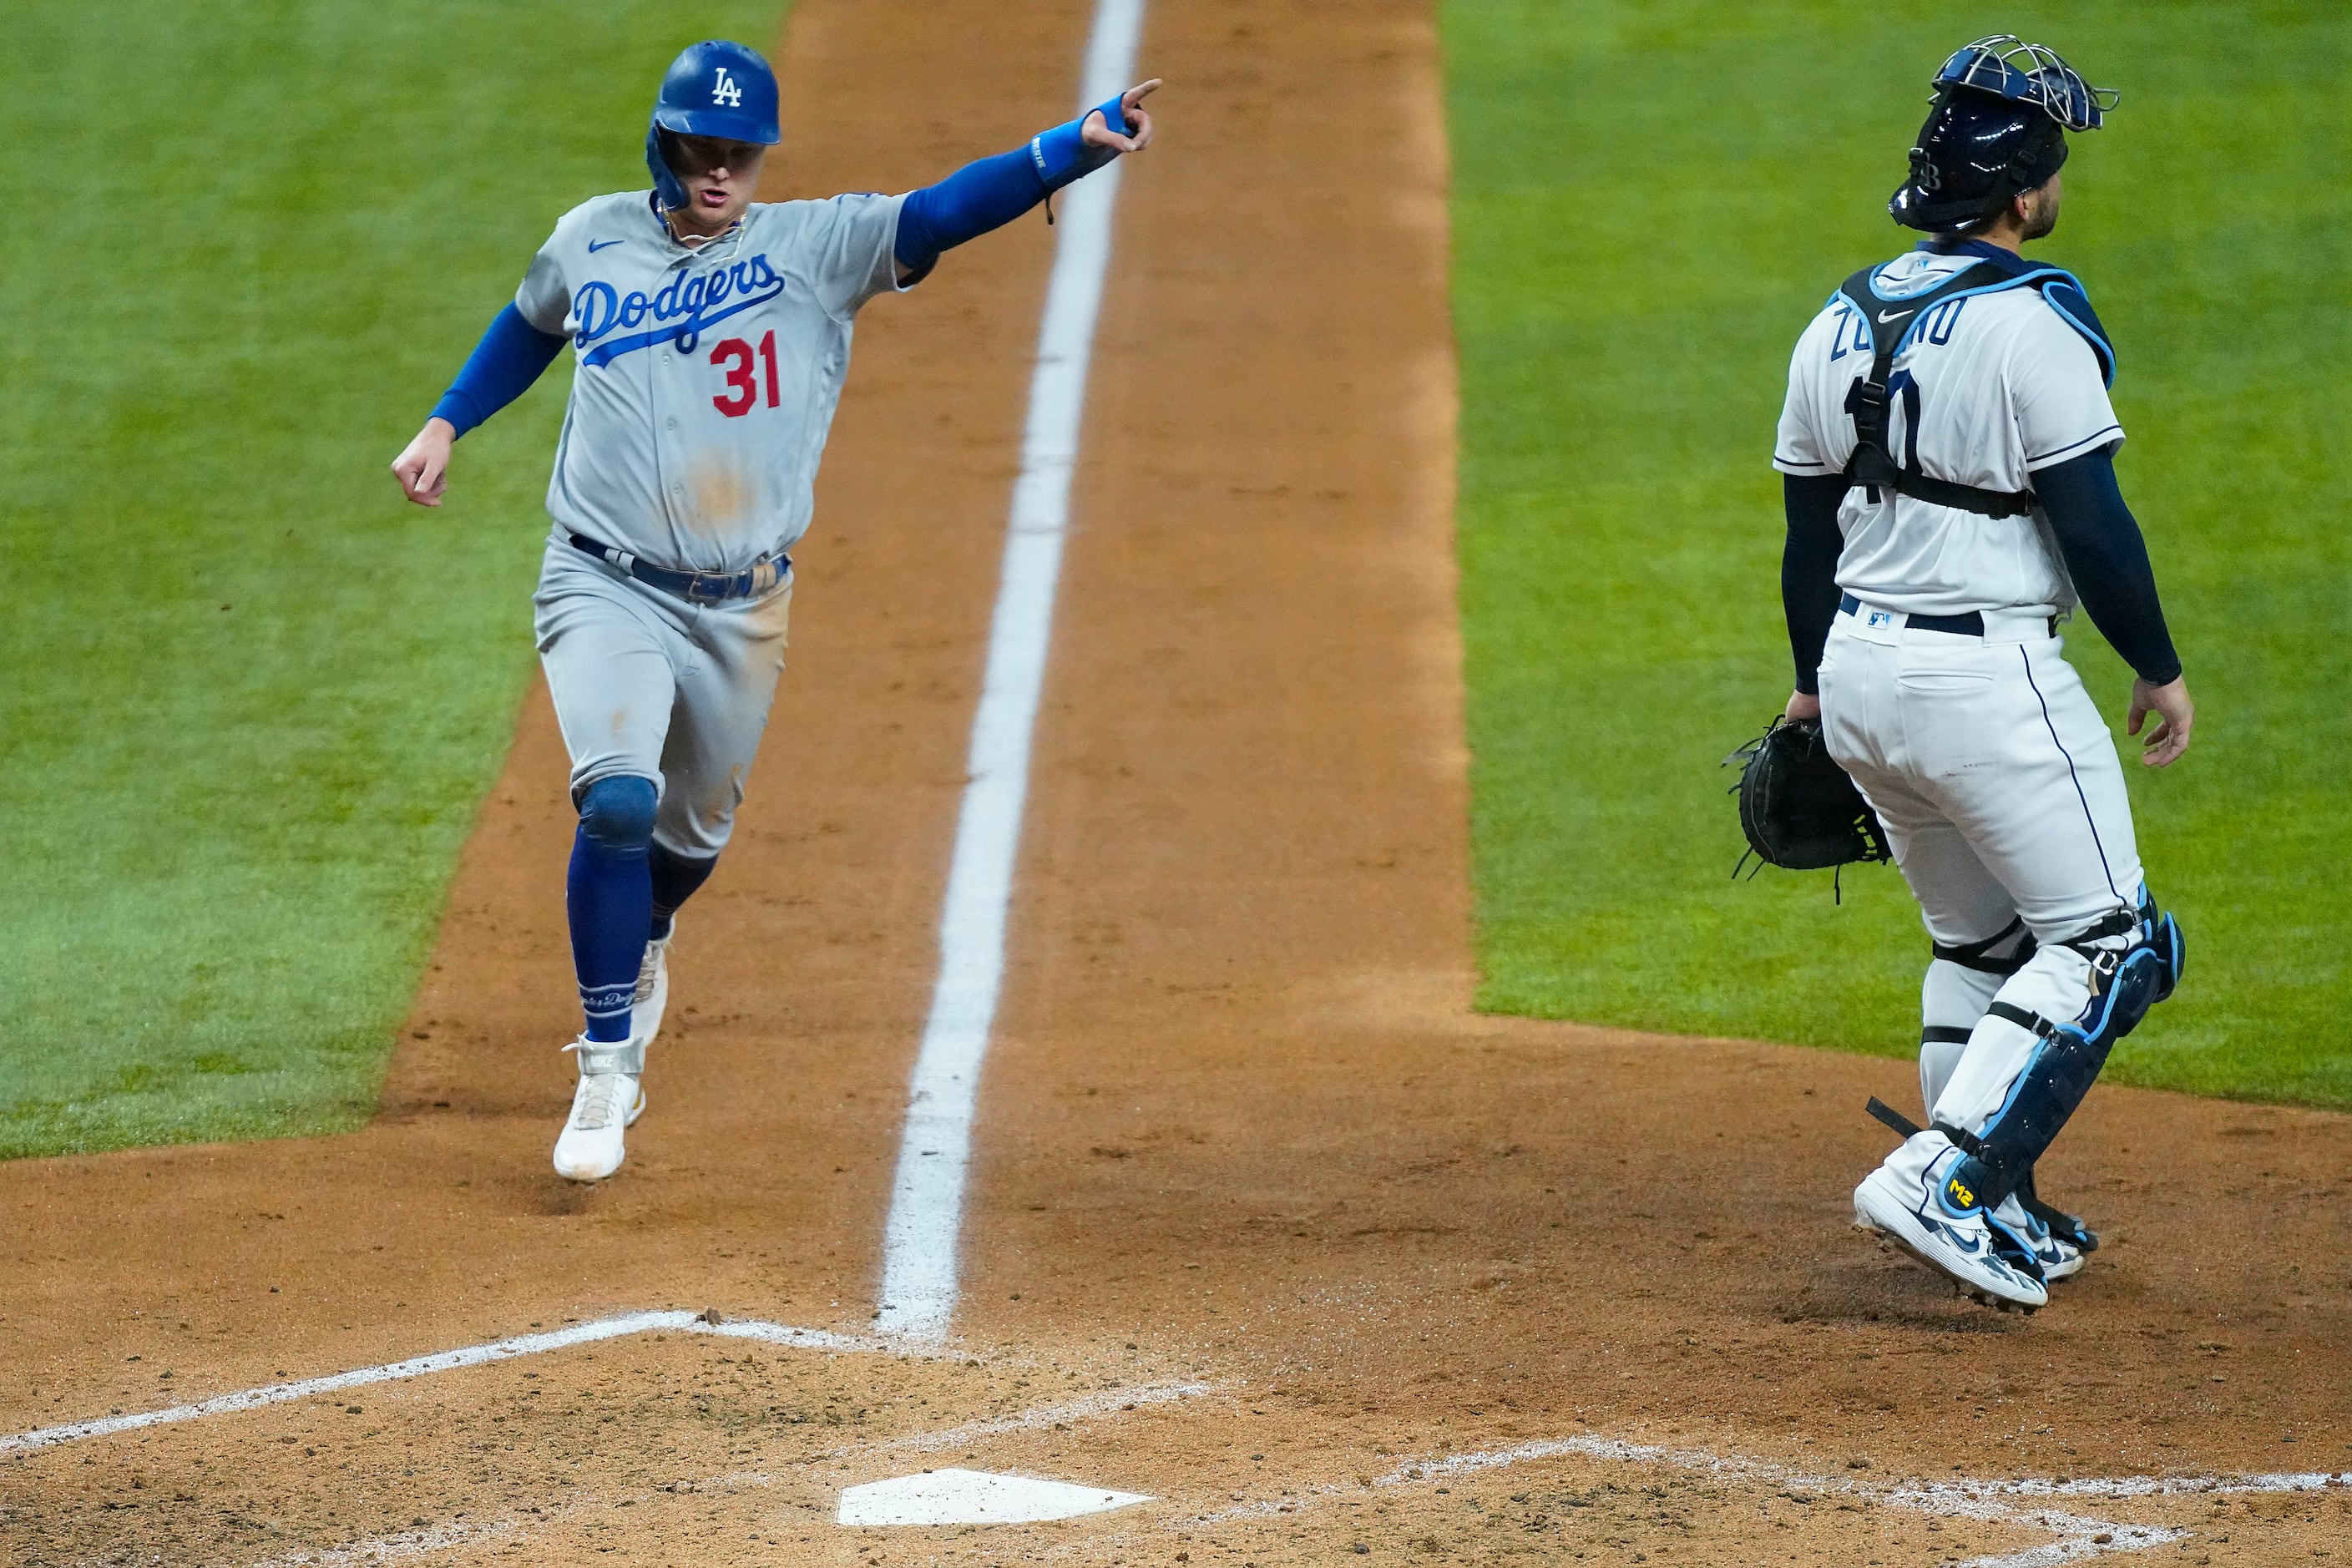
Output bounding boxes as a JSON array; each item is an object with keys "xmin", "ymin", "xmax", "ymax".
[{"xmin": 1941, "ymin": 936, "xmax": 2167, "ymax": 1212}]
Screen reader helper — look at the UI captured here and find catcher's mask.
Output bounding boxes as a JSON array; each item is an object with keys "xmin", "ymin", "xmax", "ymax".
[{"xmin": 1890, "ymin": 35, "xmax": 2117, "ymax": 235}]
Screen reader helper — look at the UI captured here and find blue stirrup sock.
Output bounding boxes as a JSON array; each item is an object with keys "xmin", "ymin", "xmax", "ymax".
[
  {"xmin": 647, "ymin": 842, "xmax": 717, "ymax": 943},
  {"xmin": 568, "ymin": 776, "xmax": 659, "ymax": 1045}
]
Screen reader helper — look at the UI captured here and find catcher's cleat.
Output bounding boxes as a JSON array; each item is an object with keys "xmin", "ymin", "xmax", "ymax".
[
  {"xmin": 1854, "ymin": 1139, "xmax": 2049, "ymax": 1311},
  {"xmin": 632, "ymin": 926, "xmax": 674, "ymax": 1053},
  {"xmin": 554, "ymin": 1036, "xmax": 645, "ymax": 1182},
  {"xmin": 1869, "ymin": 1097, "xmax": 2100, "ymax": 1262},
  {"xmin": 2015, "ymin": 1166, "xmax": 2100, "ymax": 1253},
  {"xmin": 1997, "ymin": 1194, "xmax": 2084, "ymax": 1282}
]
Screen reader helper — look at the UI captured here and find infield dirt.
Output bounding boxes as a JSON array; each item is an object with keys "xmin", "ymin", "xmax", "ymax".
[{"xmin": 3, "ymin": 0, "xmax": 2346, "ymax": 1563}]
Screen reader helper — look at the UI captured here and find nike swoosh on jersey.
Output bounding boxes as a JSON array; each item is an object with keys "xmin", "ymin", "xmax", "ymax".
[
  {"xmin": 1877, "ymin": 308, "xmax": 1904, "ymax": 323},
  {"xmin": 588, "ymin": 239, "xmax": 625, "ymax": 253}
]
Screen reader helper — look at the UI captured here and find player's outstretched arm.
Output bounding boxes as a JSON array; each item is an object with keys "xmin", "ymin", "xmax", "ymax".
[
  {"xmin": 892, "ymin": 79, "xmax": 1161, "ymax": 284},
  {"xmin": 390, "ymin": 303, "xmax": 569, "ymax": 508}
]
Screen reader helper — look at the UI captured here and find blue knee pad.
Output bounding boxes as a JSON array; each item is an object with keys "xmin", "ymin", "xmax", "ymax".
[
  {"xmin": 2137, "ymin": 883, "xmax": 2187, "ymax": 1004},
  {"xmin": 578, "ymin": 775, "xmax": 658, "ymax": 854}
]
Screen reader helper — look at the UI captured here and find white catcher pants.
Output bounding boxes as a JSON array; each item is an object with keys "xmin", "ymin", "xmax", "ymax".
[{"xmin": 1818, "ymin": 603, "xmax": 2144, "ymax": 1148}]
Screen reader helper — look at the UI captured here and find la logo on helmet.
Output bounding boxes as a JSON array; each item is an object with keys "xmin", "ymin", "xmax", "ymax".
[{"xmin": 711, "ymin": 67, "xmax": 743, "ymax": 107}]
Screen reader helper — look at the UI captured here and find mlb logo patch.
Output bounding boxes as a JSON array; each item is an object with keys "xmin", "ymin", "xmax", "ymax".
[{"xmin": 1868, "ymin": 609, "xmax": 1894, "ymax": 629}]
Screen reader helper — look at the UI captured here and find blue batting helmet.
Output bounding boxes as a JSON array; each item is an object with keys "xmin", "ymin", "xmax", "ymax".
[
  {"xmin": 1889, "ymin": 35, "xmax": 2116, "ymax": 234},
  {"xmin": 645, "ymin": 40, "xmax": 781, "ymax": 210}
]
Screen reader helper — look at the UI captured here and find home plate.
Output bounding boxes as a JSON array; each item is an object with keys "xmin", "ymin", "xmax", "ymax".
[{"xmin": 837, "ymin": 1468, "xmax": 1152, "ymax": 1526}]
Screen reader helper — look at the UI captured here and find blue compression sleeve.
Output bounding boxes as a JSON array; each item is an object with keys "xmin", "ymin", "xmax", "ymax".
[
  {"xmin": 1781, "ymin": 474, "xmax": 1847, "ymax": 695},
  {"xmin": 895, "ymin": 147, "xmax": 1047, "ymax": 279},
  {"xmin": 893, "ymin": 92, "xmax": 1136, "ymax": 277},
  {"xmin": 2034, "ymin": 447, "xmax": 2183, "ymax": 686},
  {"xmin": 1029, "ymin": 91, "xmax": 1133, "ymax": 186},
  {"xmin": 431, "ymin": 303, "xmax": 568, "ymax": 438}
]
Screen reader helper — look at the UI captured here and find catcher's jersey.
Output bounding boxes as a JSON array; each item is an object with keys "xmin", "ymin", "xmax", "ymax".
[
  {"xmin": 515, "ymin": 190, "xmax": 908, "ymax": 574},
  {"xmin": 1773, "ymin": 245, "xmax": 2122, "ymax": 619}
]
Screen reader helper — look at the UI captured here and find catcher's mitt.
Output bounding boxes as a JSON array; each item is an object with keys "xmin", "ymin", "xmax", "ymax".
[{"xmin": 1723, "ymin": 716, "xmax": 1892, "ymax": 875}]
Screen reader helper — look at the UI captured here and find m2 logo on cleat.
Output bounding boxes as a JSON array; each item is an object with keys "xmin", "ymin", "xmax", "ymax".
[
  {"xmin": 1945, "ymin": 1175, "xmax": 1976, "ymax": 1208},
  {"xmin": 711, "ymin": 67, "xmax": 742, "ymax": 107}
]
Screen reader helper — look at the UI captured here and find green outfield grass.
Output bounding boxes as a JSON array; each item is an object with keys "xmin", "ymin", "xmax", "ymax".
[
  {"xmin": 1444, "ymin": 2, "xmax": 2352, "ymax": 1106},
  {"xmin": 0, "ymin": 1, "xmax": 780, "ymax": 1158}
]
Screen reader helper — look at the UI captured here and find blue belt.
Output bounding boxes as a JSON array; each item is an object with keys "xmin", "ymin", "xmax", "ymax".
[
  {"xmin": 1839, "ymin": 592, "xmax": 1983, "ymax": 637},
  {"xmin": 569, "ymin": 533, "xmax": 789, "ymax": 603}
]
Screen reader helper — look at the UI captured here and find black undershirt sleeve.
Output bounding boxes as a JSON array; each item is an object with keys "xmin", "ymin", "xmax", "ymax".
[
  {"xmin": 1780, "ymin": 473, "xmax": 1847, "ymax": 695},
  {"xmin": 2033, "ymin": 446, "xmax": 2183, "ymax": 686}
]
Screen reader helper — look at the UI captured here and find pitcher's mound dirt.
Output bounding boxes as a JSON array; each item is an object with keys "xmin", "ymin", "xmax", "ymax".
[{"xmin": 1, "ymin": 0, "xmax": 2344, "ymax": 1564}]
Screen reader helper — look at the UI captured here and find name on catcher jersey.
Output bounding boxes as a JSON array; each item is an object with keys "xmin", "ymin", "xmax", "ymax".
[
  {"xmin": 1773, "ymin": 248, "xmax": 2124, "ymax": 619},
  {"xmin": 515, "ymin": 190, "xmax": 907, "ymax": 574}
]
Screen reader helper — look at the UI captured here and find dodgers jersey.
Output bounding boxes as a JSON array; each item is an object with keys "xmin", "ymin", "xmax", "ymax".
[
  {"xmin": 1773, "ymin": 246, "xmax": 2123, "ymax": 619},
  {"xmin": 515, "ymin": 190, "xmax": 907, "ymax": 574}
]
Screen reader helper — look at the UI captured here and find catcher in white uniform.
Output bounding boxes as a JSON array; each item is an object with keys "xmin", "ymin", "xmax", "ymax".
[
  {"xmin": 1773, "ymin": 37, "xmax": 2192, "ymax": 1311},
  {"xmin": 390, "ymin": 40, "xmax": 1159, "ymax": 1181}
]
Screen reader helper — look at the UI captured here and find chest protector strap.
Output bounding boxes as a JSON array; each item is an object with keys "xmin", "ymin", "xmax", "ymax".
[{"xmin": 1837, "ymin": 260, "xmax": 2041, "ymax": 518}]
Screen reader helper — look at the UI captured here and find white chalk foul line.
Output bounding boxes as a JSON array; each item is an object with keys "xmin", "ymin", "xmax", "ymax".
[
  {"xmin": 1157, "ymin": 1432, "xmax": 2346, "ymax": 1567},
  {"xmin": 0, "ymin": 1311, "xmax": 893, "ymax": 1457},
  {"xmin": 873, "ymin": 0, "xmax": 1150, "ymax": 1344}
]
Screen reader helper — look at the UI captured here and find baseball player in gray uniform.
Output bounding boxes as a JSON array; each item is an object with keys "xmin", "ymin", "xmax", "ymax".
[
  {"xmin": 1773, "ymin": 37, "xmax": 2191, "ymax": 1310},
  {"xmin": 391, "ymin": 40, "xmax": 1159, "ymax": 1181}
]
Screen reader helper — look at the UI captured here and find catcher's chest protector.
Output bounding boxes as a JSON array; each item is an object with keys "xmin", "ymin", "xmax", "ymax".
[{"xmin": 1834, "ymin": 260, "xmax": 2113, "ymax": 518}]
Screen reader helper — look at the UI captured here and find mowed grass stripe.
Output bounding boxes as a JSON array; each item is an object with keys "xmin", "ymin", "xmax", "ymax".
[
  {"xmin": 0, "ymin": 2, "xmax": 781, "ymax": 1158},
  {"xmin": 1444, "ymin": 1, "xmax": 2350, "ymax": 1105}
]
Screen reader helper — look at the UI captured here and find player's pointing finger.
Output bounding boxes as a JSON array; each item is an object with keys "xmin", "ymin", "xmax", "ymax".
[{"xmin": 1120, "ymin": 80, "xmax": 1161, "ymax": 150}]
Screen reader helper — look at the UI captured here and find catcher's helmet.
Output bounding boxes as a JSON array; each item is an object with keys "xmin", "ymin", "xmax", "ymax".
[
  {"xmin": 1889, "ymin": 35, "xmax": 2116, "ymax": 234},
  {"xmin": 645, "ymin": 40, "xmax": 781, "ymax": 211}
]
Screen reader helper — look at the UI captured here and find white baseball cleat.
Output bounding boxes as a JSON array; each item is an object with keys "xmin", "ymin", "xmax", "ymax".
[
  {"xmin": 632, "ymin": 928, "xmax": 673, "ymax": 1050},
  {"xmin": 2000, "ymin": 1195, "xmax": 2086, "ymax": 1282},
  {"xmin": 1854, "ymin": 1139, "xmax": 2049, "ymax": 1311},
  {"xmin": 553, "ymin": 1037, "xmax": 646, "ymax": 1182}
]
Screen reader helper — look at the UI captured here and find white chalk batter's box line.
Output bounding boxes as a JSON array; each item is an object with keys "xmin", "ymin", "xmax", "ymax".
[
  {"xmin": 0, "ymin": 1310, "xmax": 915, "ymax": 1456},
  {"xmin": 5, "ymin": 1312, "xmax": 2339, "ymax": 1568}
]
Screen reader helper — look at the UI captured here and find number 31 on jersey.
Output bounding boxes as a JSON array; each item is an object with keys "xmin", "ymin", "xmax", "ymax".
[{"xmin": 711, "ymin": 332, "xmax": 781, "ymax": 417}]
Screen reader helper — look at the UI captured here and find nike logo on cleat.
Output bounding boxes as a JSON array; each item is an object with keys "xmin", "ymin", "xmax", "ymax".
[
  {"xmin": 589, "ymin": 239, "xmax": 625, "ymax": 252},
  {"xmin": 1922, "ymin": 1217, "xmax": 1984, "ymax": 1257}
]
